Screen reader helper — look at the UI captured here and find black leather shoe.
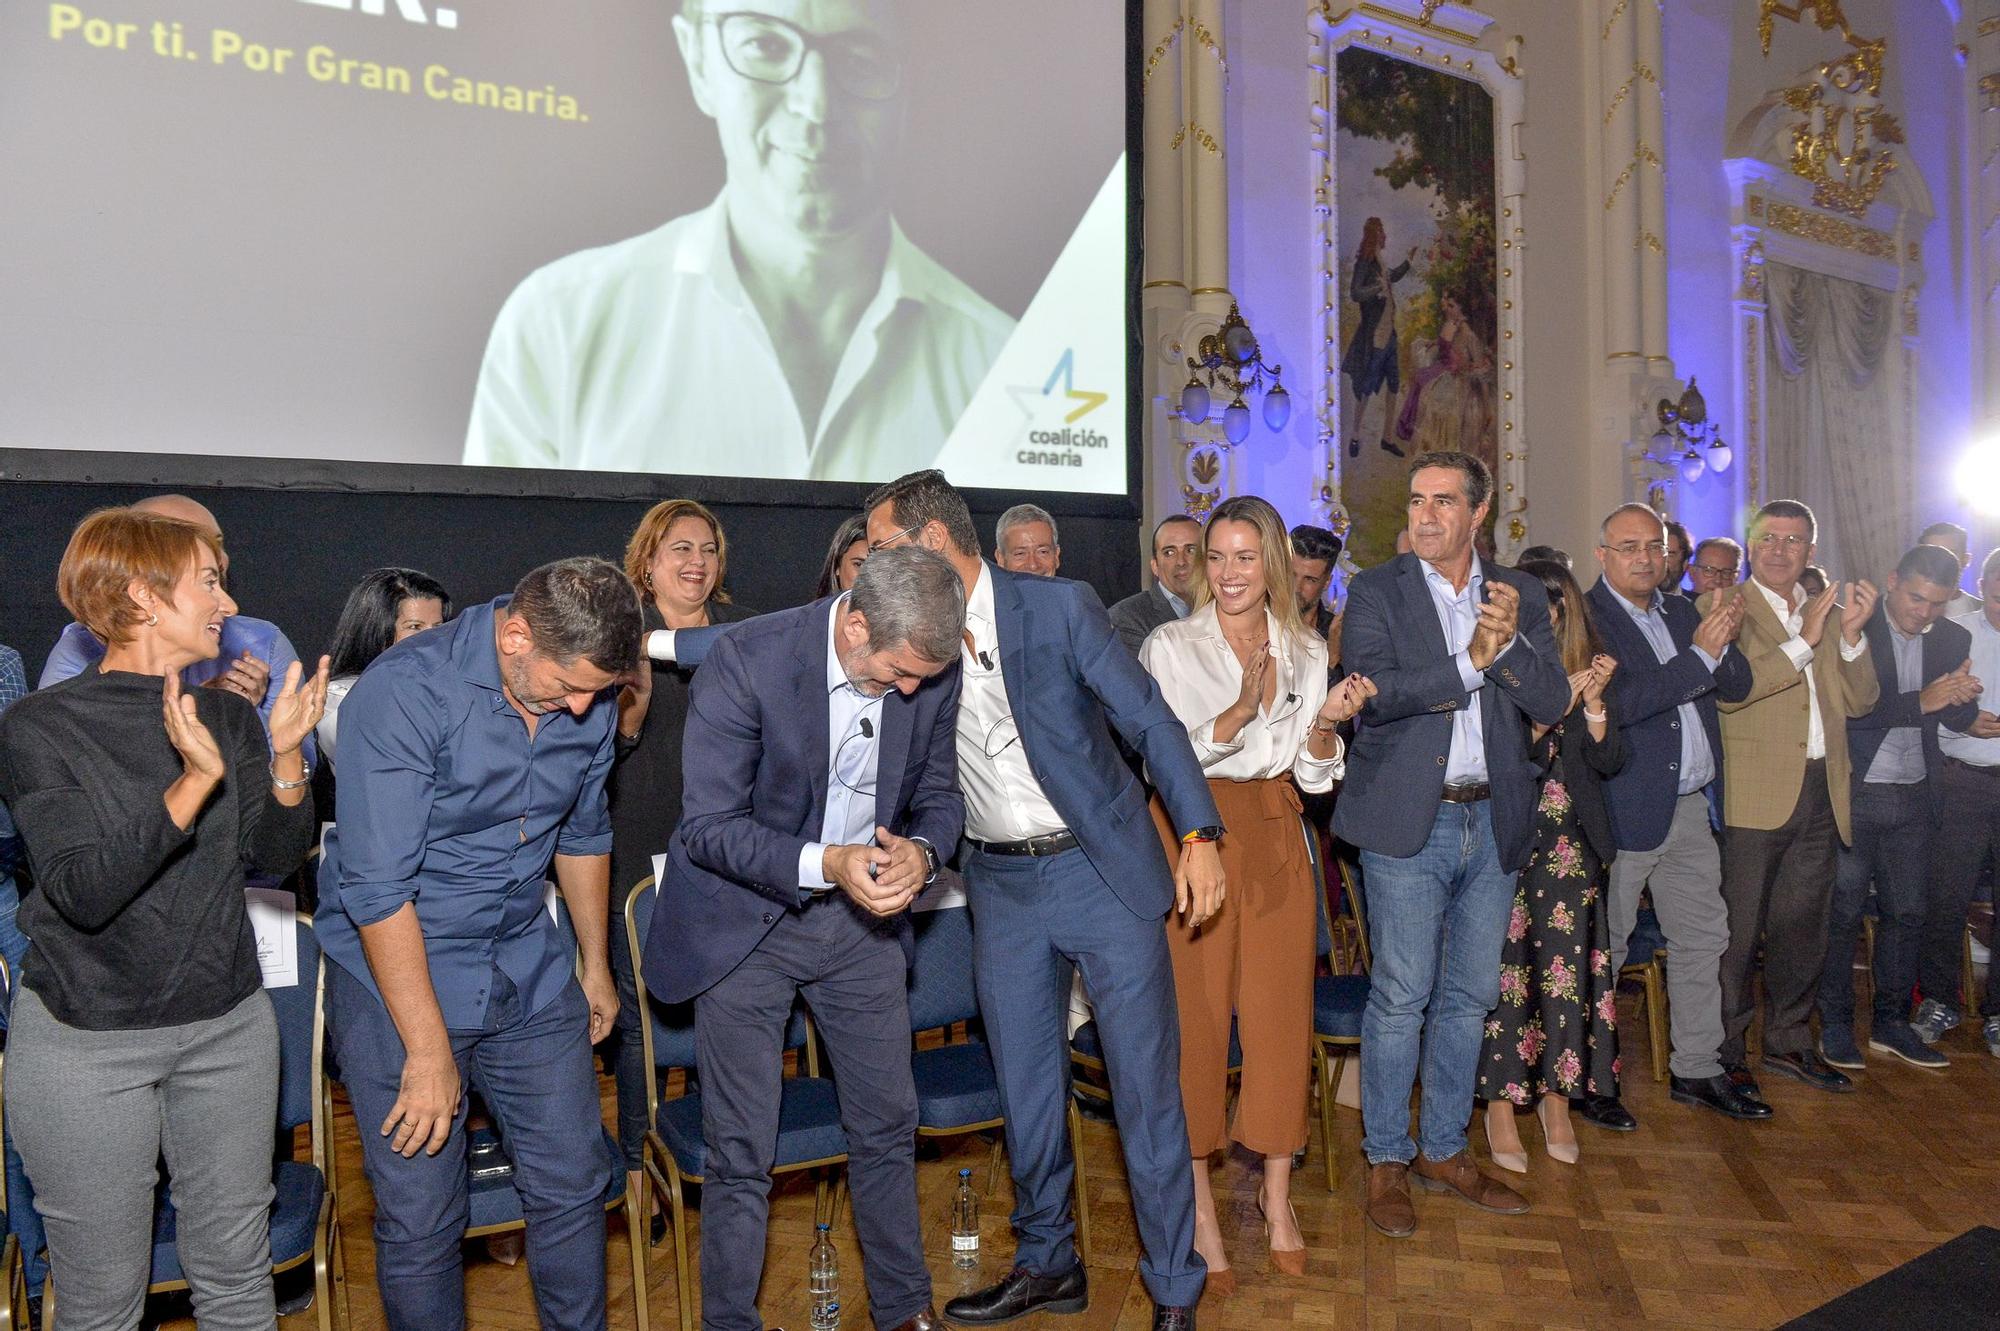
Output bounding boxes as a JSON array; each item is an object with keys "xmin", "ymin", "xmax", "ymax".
[
  {"xmin": 1577, "ymin": 1094, "xmax": 1638, "ymax": 1131},
  {"xmin": 1670, "ymin": 1072, "xmax": 1774, "ymax": 1120},
  {"xmin": 1724, "ymin": 1061, "xmax": 1762, "ymax": 1099},
  {"xmin": 944, "ymin": 1265, "xmax": 1088, "ymax": 1324},
  {"xmin": 1761, "ymin": 1049, "xmax": 1854, "ymax": 1093},
  {"xmin": 1153, "ymin": 1307, "xmax": 1195, "ymax": 1331}
]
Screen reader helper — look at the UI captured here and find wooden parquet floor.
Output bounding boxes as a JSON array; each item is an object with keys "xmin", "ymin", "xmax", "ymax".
[{"xmin": 157, "ymin": 989, "xmax": 2000, "ymax": 1331}]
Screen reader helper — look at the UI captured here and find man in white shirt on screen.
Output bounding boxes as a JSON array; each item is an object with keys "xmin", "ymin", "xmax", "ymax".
[{"xmin": 464, "ymin": 0, "xmax": 1014, "ymax": 482}]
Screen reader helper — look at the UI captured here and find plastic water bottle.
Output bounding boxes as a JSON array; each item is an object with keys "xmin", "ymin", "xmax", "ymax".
[
  {"xmin": 809, "ymin": 1223, "xmax": 839, "ymax": 1330},
  {"xmin": 952, "ymin": 1167, "xmax": 980, "ymax": 1268}
]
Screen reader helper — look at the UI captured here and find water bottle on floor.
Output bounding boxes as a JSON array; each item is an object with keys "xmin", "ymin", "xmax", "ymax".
[
  {"xmin": 810, "ymin": 1222, "xmax": 839, "ymax": 1330},
  {"xmin": 952, "ymin": 1167, "xmax": 980, "ymax": 1268}
]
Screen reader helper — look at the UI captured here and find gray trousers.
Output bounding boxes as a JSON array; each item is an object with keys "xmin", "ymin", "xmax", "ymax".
[
  {"xmin": 10, "ymin": 986, "xmax": 278, "ymax": 1331},
  {"xmin": 1608, "ymin": 792, "xmax": 1731, "ymax": 1080},
  {"xmin": 693, "ymin": 894, "xmax": 928, "ymax": 1331}
]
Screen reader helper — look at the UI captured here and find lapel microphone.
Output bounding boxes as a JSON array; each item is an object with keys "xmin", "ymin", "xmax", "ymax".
[
  {"xmin": 859, "ymin": 717, "xmax": 874, "ymax": 739},
  {"xmin": 976, "ymin": 648, "xmax": 994, "ymax": 670}
]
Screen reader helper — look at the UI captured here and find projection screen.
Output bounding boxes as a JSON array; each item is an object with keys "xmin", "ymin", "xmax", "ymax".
[{"xmin": 0, "ymin": 0, "xmax": 1132, "ymax": 497}]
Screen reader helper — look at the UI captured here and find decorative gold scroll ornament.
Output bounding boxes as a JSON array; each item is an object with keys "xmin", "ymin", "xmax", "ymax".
[{"xmin": 1758, "ymin": 0, "xmax": 1902, "ymax": 216}]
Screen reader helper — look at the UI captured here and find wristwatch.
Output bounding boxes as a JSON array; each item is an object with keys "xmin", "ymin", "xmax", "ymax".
[
  {"xmin": 912, "ymin": 837, "xmax": 942, "ymax": 884},
  {"xmin": 1181, "ymin": 825, "xmax": 1225, "ymax": 844}
]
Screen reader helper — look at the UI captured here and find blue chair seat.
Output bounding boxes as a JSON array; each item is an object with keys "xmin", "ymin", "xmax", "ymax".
[
  {"xmin": 1072, "ymin": 1017, "xmax": 1243, "ymax": 1068},
  {"xmin": 467, "ymin": 1127, "xmax": 624, "ymax": 1231},
  {"xmin": 654, "ymin": 1076, "xmax": 848, "ymax": 1179},
  {"xmin": 1314, "ymin": 974, "xmax": 1369, "ymax": 1041},
  {"xmin": 148, "ymin": 1161, "xmax": 324, "ymax": 1286},
  {"xmin": 1624, "ymin": 906, "xmax": 1667, "ymax": 971},
  {"xmin": 913, "ymin": 1041, "xmax": 1003, "ymax": 1129}
]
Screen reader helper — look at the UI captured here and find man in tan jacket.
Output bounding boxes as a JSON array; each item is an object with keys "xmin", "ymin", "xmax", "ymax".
[{"xmin": 1705, "ymin": 500, "xmax": 1880, "ymax": 1104}]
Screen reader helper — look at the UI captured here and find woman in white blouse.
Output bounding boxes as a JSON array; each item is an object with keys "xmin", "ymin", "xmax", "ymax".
[{"xmin": 1139, "ymin": 495, "xmax": 1375, "ymax": 1288}]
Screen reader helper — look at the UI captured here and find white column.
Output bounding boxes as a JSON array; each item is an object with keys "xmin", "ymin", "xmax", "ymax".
[
  {"xmin": 1185, "ymin": 0, "xmax": 1230, "ymax": 314},
  {"xmin": 1634, "ymin": 0, "xmax": 1669, "ymax": 364},
  {"xmin": 1599, "ymin": 0, "xmax": 1643, "ymax": 364},
  {"xmin": 1142, "ymin": 0, "xmax": 1185, "ymax": 309}
]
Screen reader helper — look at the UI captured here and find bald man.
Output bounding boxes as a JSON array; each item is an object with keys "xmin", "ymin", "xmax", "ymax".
[{"xmin": 40, "ymin": 495, "xmax": 313, "ymax": 764}]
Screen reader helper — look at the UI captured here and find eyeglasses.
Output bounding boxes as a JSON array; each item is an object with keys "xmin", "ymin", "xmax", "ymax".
[
  {"xmin": 1601, "ymin": 541, "xmax": 1669, "ymax": 559},
  {"xmin": 1689, "ymin": 562, "xmax": 1739, "ymax": 579},
  {"xmin": 866, "ymin": 522, "xmax": 922, "ymax": 555},
  {"xmin": 709, "ymin": 12, "xmax": 903, "ymax": 101},
  {"xmin": 1754, "ymin": 533, "xmax": 1809, "ymax": 551}
]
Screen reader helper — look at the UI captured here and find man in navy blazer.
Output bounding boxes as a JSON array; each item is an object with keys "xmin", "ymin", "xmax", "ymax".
[
  {"xmin": 863, "ymin": 471, "xmax": 1222, "ymax": 1331},
  {"xmin": 1333, "ymin": 451, "xmax": 1570, "ymax": 1240},
  {"xmin": 1587, "ymin": 503, "xmax": 1767, "ymax": 1125},
  {"xmin": 1817, "ymin": 544, "xmax": 1982, "ymax": 1070},
  {"xmin": 642, "ymin": 546, "xmax": 966, "ymax": 1331}
]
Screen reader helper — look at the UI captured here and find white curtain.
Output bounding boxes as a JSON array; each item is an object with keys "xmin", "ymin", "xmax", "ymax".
[{"xmin": 1763, "ymin": 261, "xmax": 1906, "ymax": 582}]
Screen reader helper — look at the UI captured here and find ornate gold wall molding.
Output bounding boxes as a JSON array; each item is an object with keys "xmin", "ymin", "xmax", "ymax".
[
  {"xmin": 1763, "ymin": 200, "xmax": 1896, "ymax": 258},
  {"xmin": 1169, "ymin": 121, "xmax": 1224, "ymax": 155},
  {"xmin": 1759, "ymin": 0, "xmax": 1859, "ymax": 56},
  {"xmin": 1759, "ymin": 1, "xmax": 1900, "ymax": 216}
]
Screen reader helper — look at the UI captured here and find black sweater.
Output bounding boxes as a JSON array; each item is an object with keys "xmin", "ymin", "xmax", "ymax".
[
  {"xmin": 0, "ymin": 669, "xmax": 316, "ymax": 1030},
  {"xmin": 608, "ymin": 600, "xmax": 756, "ymax": 902}
]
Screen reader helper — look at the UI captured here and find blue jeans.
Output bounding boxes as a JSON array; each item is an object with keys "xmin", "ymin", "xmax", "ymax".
[
  {"xmin": 327, "ymin": 963, "xmax": 611, "ymax": 1331},
  {"xmin": 1359, "ymin": 801, "xmax": 1516, "ymax": 1165},
  {"xmin": 1820, "ymin": 781, "xmax": 1930, "ymax": 1029}
]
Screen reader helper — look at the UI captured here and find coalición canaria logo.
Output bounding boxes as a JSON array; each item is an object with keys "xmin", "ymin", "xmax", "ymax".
[{"xmin": 1008, "ymin": 348, "xmax": 1109, "ymax": 467}]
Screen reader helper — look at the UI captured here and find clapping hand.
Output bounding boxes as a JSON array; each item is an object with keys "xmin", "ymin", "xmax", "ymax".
[
  {"xmin": 162, "ymin": 673, "xmax": 226, "ymax": 782},
  {"xmin": 1799, "ymin": 582, "xmax": 1841, "ymax": 647},
  {"xmin": 1468, "ymin": 581, "xmax": 1519, "ymax": 670},
  {"xmin": 1692, "ymin": 588, "xmax": 1745, "ymax": 657},
  {"xmin": 1325, "ymin": 610, "xmax": 1344, "ymax": 669},
  {"xmin": 1583, "ymin": 654, "xmax": 1617, "ymax": 707},
  {"xmin": 1968, "ymin": 711, "xmax": 2000, "ymax": 740},
  {"xmin": 1839, "ymin": 580, "xmax": 1878, "ymax": 644},
  {"xmin": 1317, "ymin": 673, "xmax": 1376, "ymax": 726},
  {"xmin": 1227, "ymin": 643, "xmax": 1271, "ymax": 726},
  {"xmin": 1920, "ymin": 660, "xmax": 1984, "ymax": 715},
  {"xmin": 202, "ymin": 651, "xmax": 272, "ymax": 707},
  {"xmin": 266, "ymin": 656, "xmax": 332, "ymax": 759}
]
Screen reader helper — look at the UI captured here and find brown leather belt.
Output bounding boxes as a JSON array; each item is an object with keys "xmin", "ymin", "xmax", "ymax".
[
  {"xmin": 972, "ymin": 830, "xmax": 1080, "ymax": 857},
  {"xmin": 1946, "ymin": 757, "xmax": 2000, "ymax": 779},
  {"xmin": 1440, "ymin": 782, "xmax": 1492, "ymax": 804}
]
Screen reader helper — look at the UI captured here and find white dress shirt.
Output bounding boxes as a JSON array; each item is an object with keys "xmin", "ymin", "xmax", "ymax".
[
  {"xmin": 465, "ymin": 192, "xmax": 1015, "ymax": 482},
  {"xmin": 1424, "ymin": 556, "xmax": 1508, "ymax": 784},
  {"xmin": 1138, "ymin": 604, "xmax": 1343, "ymax": 792},
  {"xmin": 1749, "ymin": 577, "xmax": 1868, "ymax": 759},
  {"xmin": 798, "ymin": 596, "xmax": 885, "ymax": 889},
  {"xmin": 1941, "ymin": 607, "xmax": 2000, "ymax": 767},
  {"xmin": 955, "ymin": 565, "xmax": 1066, "ymax": 843}
]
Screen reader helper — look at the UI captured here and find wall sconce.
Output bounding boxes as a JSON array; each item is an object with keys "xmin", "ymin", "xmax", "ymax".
[
  {"xmin": 1179, "ymin": 303, "xmax": 1289, "ymax": 444},
  {"xmin": 1643, "ymin": 377, "xmax": 1732, "ymax": 484}
]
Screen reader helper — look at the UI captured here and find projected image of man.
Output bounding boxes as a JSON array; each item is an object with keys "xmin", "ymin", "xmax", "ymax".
[{"xmin": 464, "ymin": 0, "xmax": 1015, "ymax": 482}]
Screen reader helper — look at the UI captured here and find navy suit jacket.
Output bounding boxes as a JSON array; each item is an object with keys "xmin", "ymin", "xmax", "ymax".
[
  {"xmin": 642, "ymin": 600, "xmax": 965, "ymax": 1004},
  {"xmin": 980, "ymin": 563, "xmax": 1219, "ymax": 918},
  {"xmin": 1846, "ymin": 602, "xmax": 1978, "ymax": 821},
  {"xmin": 1587, "ymin": 578, "xmax": 1753, "ymax": 853},
  {"xmin": 1332, "ymin": 554, "xmax": 1571, "ymax": 873}
]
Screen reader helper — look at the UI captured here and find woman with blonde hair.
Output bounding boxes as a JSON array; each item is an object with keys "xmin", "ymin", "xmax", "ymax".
[
  {"xmin": 1138, "ymin": 495, "xmax": 1376, "ymax": 1287},
  {"xmin": 1476, "ymin": 558, "xmax": 1626, "ymax": 1171},
  {"xmin": 604, "ymin": 499, "xmax": 757, "ymax": 1179}
]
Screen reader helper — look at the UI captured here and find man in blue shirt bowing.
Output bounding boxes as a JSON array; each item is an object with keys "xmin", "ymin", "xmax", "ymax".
[{"xmin": 318, "ymin": 557, "xmax": 641, "ymax": 1331}]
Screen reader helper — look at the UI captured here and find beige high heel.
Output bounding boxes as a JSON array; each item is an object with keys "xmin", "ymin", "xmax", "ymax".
[
  {"xmin": 1537, "ymin": 1095, "xmax": 1580, "ymax": 1165},
  {"xmin": 1485, "ymin": 1106, "xmax": 1529, "ymax": 1174},
  {"xmin": 1258, "ymin": 1187, "xmax": 1308, "ymax": 1277}
]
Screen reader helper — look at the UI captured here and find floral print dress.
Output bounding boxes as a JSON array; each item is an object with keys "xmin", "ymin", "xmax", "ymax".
[{"xmin": 1477, "ymin": 722, "xmax": 1620, "ymax": 1105}]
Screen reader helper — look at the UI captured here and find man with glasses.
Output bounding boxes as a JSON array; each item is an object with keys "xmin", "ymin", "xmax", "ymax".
[
  {"xmin": 1709, "ymin": 501, "xmax": 1879, "ymax": 1098},
  {"xmin": 1587, "ymin": 504, "xmax": 1765, "ymax": 1124},
  {"xmin": 1687, "ymin": 537, "xmax": 1744, "ymax": 599},
  {"xmin": 643, "ymin": 545, "xmax": 967, "ymax": 1331},
  {"xmin": 465, "ymin": 0, "xmax": 1014, "ymax": 482}
]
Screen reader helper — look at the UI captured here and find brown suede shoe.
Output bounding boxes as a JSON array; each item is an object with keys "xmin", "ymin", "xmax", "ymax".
[
  {"xmin": 1365, "ymin": 1161, "xmax": 1417, "ymax": 1238},
  {"xmin": 1411, "ymin": 1149, "xmax": 1530, "ymax": 1214}
]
